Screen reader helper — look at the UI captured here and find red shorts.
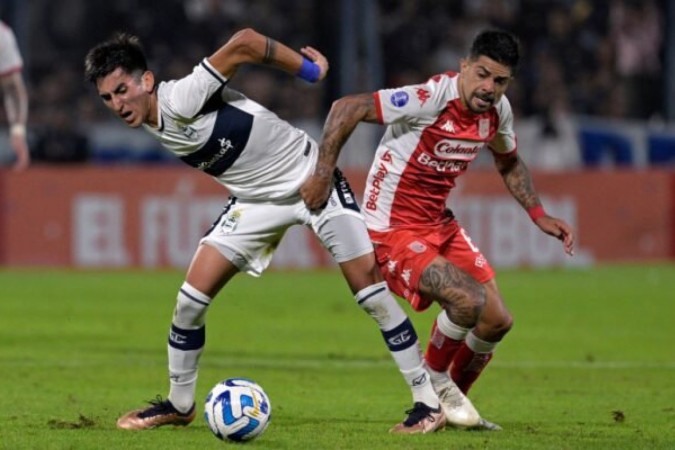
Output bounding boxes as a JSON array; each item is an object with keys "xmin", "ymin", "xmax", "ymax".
[{"xmin": 368, "ymin": 220, "xmax": 495, "ymax": 312}]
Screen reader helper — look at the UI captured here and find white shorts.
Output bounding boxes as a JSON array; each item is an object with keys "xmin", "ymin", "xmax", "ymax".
[{"xmin": 200, "ymin": 170, "xmax": 373, "ymax": 276}]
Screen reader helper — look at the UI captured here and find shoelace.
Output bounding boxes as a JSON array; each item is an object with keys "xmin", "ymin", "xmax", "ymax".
[
  {"xmin": 403, "ymin": 402, "xmax": 438, "ymax": 426},
  {"xmin": 138, "ymin": 395, "xmax": 175, "ymax": 418}
]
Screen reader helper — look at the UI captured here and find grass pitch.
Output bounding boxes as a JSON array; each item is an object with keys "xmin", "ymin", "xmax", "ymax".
[{"xmin": 0, "ymin": 265, "xmax": 673, "ymax": 449}]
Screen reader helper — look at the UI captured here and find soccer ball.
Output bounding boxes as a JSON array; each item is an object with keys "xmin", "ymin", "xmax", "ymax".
[{"xmin": 204, "ymin": 378, "xmax": 272, "ymax": 442}]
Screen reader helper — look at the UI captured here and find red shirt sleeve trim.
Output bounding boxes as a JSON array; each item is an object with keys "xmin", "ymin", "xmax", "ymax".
[{"xmin": 373, "ymin": 91, "xmax": 383, "ymax": 124}]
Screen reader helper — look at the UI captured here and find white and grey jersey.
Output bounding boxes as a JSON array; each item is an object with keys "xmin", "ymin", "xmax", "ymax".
[{"xmin": 143, "ymin": 58, "xmax": 317, "ymax": 200}]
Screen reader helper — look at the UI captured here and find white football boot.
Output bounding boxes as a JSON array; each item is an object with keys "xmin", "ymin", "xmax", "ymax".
[
  {"xmin": 430, "ymin": 374, "xmax": 502, "ymax": 431},
  {"xmin": 430, "ymin": 375, "xmax": 481, "ymax": 427}
]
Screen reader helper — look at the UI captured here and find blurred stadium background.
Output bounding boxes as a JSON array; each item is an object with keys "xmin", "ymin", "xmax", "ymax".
[{"xmin": 0, "ymin": 0, "xmax": 672, "ymax": 269}]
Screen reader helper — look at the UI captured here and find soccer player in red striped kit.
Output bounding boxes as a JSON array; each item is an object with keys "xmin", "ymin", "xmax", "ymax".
[{"xmin": 301, "ymin": 29, "xmax": 575, "ymax": 430}]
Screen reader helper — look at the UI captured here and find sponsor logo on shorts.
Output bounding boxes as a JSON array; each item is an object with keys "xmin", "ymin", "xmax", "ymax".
[
  {"xmin": 475, "ymin": 254, "xmax": 486, "ymax": 268},
  {"xmin": 390, "ymin": 91, "xmax": 409, "ymax": 107},
  {"xmin": 387, "ymin": 259, "xmax": 398, "ymax": 274}
]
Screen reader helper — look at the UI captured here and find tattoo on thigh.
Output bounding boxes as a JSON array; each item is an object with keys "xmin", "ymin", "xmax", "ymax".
[{"xmin": 419, "ymin": 260, "xmax": 484, "ymax": 326}]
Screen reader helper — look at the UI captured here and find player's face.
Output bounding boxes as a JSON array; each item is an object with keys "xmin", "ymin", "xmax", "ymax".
[
  {"xmin": 96, "ymin": 68, "xmax": 156, "ymax": 128},
  {"xmin": 458, "ymin": 55, "xmax": 513, "ymax": 114}
]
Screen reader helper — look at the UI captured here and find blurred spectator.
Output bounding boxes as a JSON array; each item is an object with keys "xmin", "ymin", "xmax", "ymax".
[
  {"xmin": 0, "ymin": 20, "xmax": 29, "ymax": 171},
  {"xmin": 3, "ymin": 0, "xmax": 667, "ymax": 170},
  {"xmin": 32, "ymin": 108, "xmax": 89, "ymax": 164},
  {"xmin": 610, "ymin": 0, "xmax": 663, "ymax": 120}
]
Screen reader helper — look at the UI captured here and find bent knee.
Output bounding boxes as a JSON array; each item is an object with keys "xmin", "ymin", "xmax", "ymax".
[{"xmin": 478, "ymin": 311, "xmax": 513, "ymax": 340}]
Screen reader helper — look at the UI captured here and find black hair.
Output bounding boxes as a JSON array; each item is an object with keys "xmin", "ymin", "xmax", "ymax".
[
  {"xmin": 469, "ymin": 30, "xmax": 520, "ymax": 72},
  {"xmin": 84, "ymin": 33, "xmax": 148, "ymax": 83}
]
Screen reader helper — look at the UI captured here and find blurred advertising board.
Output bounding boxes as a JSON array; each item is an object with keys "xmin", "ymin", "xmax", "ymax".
[{"xmin": 1, "ymin": 167, "xmax": 673, "ymax": 268}]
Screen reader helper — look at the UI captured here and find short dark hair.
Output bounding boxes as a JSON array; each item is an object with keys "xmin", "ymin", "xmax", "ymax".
[
  {"xmin": 469, "ymin": 30, "xmax": 520, "ymax": 72},
  {"xmin": 84, "ymin": 33, "xmax": 148, "ymax": 83}
]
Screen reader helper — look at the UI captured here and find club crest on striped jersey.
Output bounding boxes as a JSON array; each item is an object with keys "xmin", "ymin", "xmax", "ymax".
[
  {"xmin": 408, "ymin": 241, "xmax": 427, "ymax": 253},
  {"xmin": 478, "ymin": 118, "xmax": 490, "ymax": 138},
  {"xmin": 390, "ymin": 91, "xmax": 409, "ymax": 107}
]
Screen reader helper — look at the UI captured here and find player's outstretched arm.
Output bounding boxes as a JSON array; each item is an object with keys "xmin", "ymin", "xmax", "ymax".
[
  {"xmin": 492, "ymin": 152, "xmax": 575, "ymax": 255},
  {"xmin": 300, "ymin": 93, "xmax": 378, "ymax": 210},
  {"xmin": 1, "ymin": 72, "xmax": 30, "ymax": 171},
  {"xmin": 207, "ymin": 28, "xmax": 328, "ymax": 82}
]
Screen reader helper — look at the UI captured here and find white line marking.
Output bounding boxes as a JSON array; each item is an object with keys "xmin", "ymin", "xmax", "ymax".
[{"xmin": 5, "ymin": 356, "xmax": 674, "ymax": 370}]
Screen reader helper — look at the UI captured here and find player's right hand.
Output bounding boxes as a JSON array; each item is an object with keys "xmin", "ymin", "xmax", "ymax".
[
  {"xmin": 300, "ymin": 46, "xmax": 329, "ymax": 81},
  {"xmin": 300, "ymin": 172, "xmax": 332, "ymax": 211}
]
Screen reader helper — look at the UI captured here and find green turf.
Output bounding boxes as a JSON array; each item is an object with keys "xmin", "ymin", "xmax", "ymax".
[{"xmin": 0, "ymin": 265, "xmax": 674, "ymax": 449}]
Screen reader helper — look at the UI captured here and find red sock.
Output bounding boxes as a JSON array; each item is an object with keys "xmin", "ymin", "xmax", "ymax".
[
  {"xmin": 449, "ymin": 342, "xmax": 493, "ymax": 394},
  {"xmin": 424, "ymin": 320, "xmax": 464, "ymax": 372}
]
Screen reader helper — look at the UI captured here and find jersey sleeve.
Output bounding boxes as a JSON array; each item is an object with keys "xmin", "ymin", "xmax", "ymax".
[
  {"xmin": 164, "ymin": 58, "xmax": 228, "ymax": 119},
  {"xmin": 0, "ymin": 22, "xmax": 23, "ymax": 76},
  {"xmin": 373, "ymin": 74, "xmax": 452, "ymax": 125},
  {"xmin": 488, "ymin": 95, "xmax": 517, "ymax": 156}
]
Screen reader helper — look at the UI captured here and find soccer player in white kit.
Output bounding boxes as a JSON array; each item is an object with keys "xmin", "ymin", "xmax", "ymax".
[
  {"xmin": 302, "ymin": 30, "xmax": 575, "ymax": 430},
  {"xmin": 0, "ymin": 21, "xmax": 29, "ymax": 171},
  {"xmin": 84, "ymin": 28, "xmax": 481, "ymax": 433}
]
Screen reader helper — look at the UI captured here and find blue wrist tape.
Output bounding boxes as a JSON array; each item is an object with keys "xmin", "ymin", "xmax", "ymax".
[{"xmin": 297, "ymin": 58, "xmax": 320, "ymax": 83}]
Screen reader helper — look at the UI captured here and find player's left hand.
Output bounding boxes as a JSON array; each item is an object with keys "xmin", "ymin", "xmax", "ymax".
[
  {"xmin": 534, "ymin": 216, "xmax": 575, "ymax": 256},
  {"xmin": 300, "ymin": 46, "xmax": 329, "ymax": 81},
  {"xmin": 10, "ymin": 132, "xmax": 30, "ymax": 172},
  {"xmin": 300, "ymin": 170, "xmax": 332, "ymax": 211}
]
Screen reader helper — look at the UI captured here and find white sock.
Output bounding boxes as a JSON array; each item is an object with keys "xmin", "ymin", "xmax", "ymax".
[
  {"xmin": 356, "ymin": 282, "xmax": 439, "ymax": 408},
  {"xmin": 427, "ymin": 366, "xmax": 452, "ymax": 387},
  {"xmin": 167, "ymin": 282, "xmax": 211, "ymax": 413}
]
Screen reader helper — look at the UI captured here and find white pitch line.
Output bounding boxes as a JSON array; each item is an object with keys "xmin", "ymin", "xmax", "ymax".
[{"xmin": 3, "ymin": 356, "xmax": 674, "ymax": 370}]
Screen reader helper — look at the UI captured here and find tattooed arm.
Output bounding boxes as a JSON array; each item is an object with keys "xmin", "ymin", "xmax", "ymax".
[
  {"xmin": 493, "ymin": 152, "xmax": 541, "ymax": 210},
  {"xmin": 493, "ymin": 152, "xmax": 575, "ymax": 255},
  {"xmin": 300, "ymin": 93, "xmax": 378, "ymax": 210},
  {"xmin": 207, "ymin": 28, "xmax": 328, "ymax": 81}
]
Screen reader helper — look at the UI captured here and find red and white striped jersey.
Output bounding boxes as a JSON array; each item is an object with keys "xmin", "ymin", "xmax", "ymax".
[{"xmin": 363, "ymin": 72, "xmax": 517, "ymax": 232}]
